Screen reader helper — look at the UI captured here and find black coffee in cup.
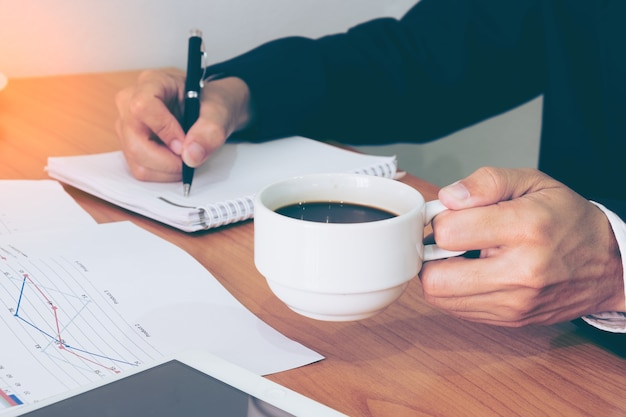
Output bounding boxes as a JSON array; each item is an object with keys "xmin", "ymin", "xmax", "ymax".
[{"xmin": 275, "ymin": 201, "xmax": 396, "ymax": 224}]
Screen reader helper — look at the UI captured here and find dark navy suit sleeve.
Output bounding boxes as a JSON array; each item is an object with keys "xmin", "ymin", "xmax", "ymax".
[
  {"xmin": 206, "ymin": 0, "xmax": 544, "ymax": 143},
  {"xmin": 206, "ymin": 0, "xmax": 626, "ymax": 219}
]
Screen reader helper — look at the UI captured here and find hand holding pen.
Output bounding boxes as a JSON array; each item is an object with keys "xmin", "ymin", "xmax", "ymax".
[{"xmin": 114, "ymin": 53, "xmax": 255, "ymax": 184}]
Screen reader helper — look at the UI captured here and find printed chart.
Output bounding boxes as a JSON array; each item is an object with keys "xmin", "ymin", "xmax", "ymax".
[
  {"xmin": 0, "ymin": 221, "xmax": 323, "ymax": 414},
  {"xmin": 0, "ymin": 249, "xmax": 162, "ymax": 410}
]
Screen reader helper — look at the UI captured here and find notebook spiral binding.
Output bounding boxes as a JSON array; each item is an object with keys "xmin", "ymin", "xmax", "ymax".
[{"xmin": 196, "ymin": 196, "xmax": 256, "ymax": 229}]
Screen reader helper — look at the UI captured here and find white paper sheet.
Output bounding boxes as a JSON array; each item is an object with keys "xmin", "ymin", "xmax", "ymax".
[
  {"xmin": 0, "ymin": 218, "xmax": 323, "ymax": 412},
  {"xmin": 0, "ymin": 180, "xmax": 96, "ymax": 235}
]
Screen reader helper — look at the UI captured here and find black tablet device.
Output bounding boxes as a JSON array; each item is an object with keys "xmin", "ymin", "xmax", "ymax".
[{"xmin": 3, "ymin": 350, "xmax": 346, "ymax": 417}]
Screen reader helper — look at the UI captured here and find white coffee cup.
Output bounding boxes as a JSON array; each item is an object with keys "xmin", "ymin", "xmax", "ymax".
[{"xmin": 254, "ymin": 173, "xmax": 462, "ymax": 321}]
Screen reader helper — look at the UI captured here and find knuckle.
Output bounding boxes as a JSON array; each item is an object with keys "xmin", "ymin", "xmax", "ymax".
[
  {"xmin": 519, "ymin": 209, "xmax": 554, "ymax": 247},
  {"xmin": 418, "ymin": 265, "xmax": 439, "ymax": 296},
  {"xmin": 474, "ymin": 166, "xmax": 501, "ymax": 178},
  {"xmin": 500, "ymin": 283, "xmax": 544, "ymax": 324},
  {"xmin": 203, "ymin": 122, "xmax": 228, "ymax": 143},
  {"xmin": 120, "ymin": 136, "xmax": 145, "ymax": 164},
  {"xmin": 506, "ymin": 299, "xmax": 534, "ymax": 320},
  {"xmin": 128, "ymin": 164, "xmax": 151, "ymax": 181},
  {"xmin": 473, "ymin": 166, "xmax": 502, "ymax": 188},
  {"xmin": 431, "ymin": 217, "xmax": 455, "ymax": 248},
  {"xmin": 137, "ymin": 69, "xmax": 160, "ymax": 82},
  {"xmin": 127, "ymin": 94, "xmax": 151, "ymax": 118}
]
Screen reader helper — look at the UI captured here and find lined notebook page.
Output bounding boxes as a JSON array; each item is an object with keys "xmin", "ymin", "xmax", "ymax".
[{"xmin": 47, "ymin": 137, "xmax": 396, "ymax": 232}]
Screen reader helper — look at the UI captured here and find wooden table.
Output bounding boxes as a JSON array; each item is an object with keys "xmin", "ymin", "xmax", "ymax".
[{"xmin": 1, "ymin": 71, "xmax": 624, "ymax": 417}]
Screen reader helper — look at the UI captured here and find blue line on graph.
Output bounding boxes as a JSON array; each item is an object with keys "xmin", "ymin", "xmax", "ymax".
[
  {"xmin": 10, "ymin": 394, "xmax": 23, "ymax": 405},
  {"xmin": 14, "ymin": 276, "xmax": 27, "ymax": 316},
  {"xmin": 12, "ymin": 274, "xmax": 139, "ymax": 371}
]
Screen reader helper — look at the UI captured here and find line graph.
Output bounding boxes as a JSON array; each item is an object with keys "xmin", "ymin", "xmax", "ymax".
[
  {"xmin": 0, "ymin": 248, "xmax": 163, "ymax": 409},
  {"xmin": 13, "ymin": 272, "xmax": 137, "ymax": 374},
  {"xmin": 0, "ymin": 220, "xmax": 320, "ymax": 414}
]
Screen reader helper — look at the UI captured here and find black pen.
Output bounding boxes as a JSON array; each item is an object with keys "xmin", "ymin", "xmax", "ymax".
[{"xmin": 182, "ymin": 29, "xmax": 204, "ymax": 197}]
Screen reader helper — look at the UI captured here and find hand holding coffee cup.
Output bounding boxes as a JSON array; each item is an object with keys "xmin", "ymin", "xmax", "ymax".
[{"xmin": 254, "ymin": 173, "xmax": 463, "ymax": 321}]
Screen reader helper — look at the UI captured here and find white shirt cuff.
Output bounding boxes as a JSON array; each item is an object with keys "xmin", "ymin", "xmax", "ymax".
[{"xmin": 582, "ymin": 202, "xmax": 626, "ymax": 333}]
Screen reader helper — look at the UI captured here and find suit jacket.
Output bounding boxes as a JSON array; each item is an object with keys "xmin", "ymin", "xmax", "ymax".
[{"xmin": 209, "ymin": 0, "xmax": 625, "ymax": 217}]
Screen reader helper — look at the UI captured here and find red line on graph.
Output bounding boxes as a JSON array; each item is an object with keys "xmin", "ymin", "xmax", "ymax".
[
  {"xmin": 57, "ymin": 344, "xmax": 120, "ymax": 373},
  {"xmin": 20, "ymin": 274, "xmax": 122, "ymax": 374},
  {"xmin": 24, "ymin": 274, "xmax": 64, "ymax": 344},
  {"xmin": 0, "ymin": 390, "xmax": 19, "ymax": 406}
]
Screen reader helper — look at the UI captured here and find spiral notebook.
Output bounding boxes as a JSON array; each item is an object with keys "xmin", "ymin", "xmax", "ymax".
[{"xmin": 47, "ymin": 137, "xmax": 397, "ymax": 232}]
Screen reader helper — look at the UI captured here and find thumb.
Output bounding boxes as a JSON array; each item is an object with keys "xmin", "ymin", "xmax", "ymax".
[
  {"xmin": 438, "ymin": 167, "xmax": 548, "ymax": 210},
  {"xmin": 179, "ymin": 77, "xmax": 252, "ymax": 168},
  {"xmin": 181, "ymin": 119, "xmax": 228, "ymax": 167}
]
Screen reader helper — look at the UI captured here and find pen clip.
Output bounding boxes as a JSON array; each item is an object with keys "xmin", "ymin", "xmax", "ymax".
[
  {"xmin": 198, "ymin": 39, "xmax": 208, "ymax": 88},
  {"xmin": 189, "ymin": 30, "xmax": 221, "ymax": 89},
  {"xmin": 200, "ymin": 72, "xmax": 222, "ymax": 89}
]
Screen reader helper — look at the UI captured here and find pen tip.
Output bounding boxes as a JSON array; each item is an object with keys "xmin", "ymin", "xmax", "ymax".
[{"xmin": 183, "ymin": 184, "xmax": 191, "ymax": 197}]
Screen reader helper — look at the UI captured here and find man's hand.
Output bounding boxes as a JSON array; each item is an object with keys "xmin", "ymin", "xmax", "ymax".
[
  {"xmin": 114, "ymin": 69, "xmax": 253, "ymax": 182},
  {"xmin": 419, "ymin": 167, "xmax": 625, "ymax": 326}
]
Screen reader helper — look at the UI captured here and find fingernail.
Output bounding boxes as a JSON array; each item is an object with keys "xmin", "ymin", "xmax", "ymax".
[
  {"xmin": 442, "ymin": 181, "xmax": 470, "ymax": 200},
  {"xmin": 185, "ymin": 142, "xmax": 207, "ymax": 165},
  {"xmin": 170, "ymin": 140, "xmax": 183, "ymax": 155}
]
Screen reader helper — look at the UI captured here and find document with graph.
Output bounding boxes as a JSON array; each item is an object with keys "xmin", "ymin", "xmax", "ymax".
[{"xmin": 0, "ymin": 221, "xmax": 323, "ymax": 412}]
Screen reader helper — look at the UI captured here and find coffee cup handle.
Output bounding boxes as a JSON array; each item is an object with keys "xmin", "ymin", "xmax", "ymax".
[{"xmin": 423, "ymin": 200, "xmax": 466, "ymax": 261}]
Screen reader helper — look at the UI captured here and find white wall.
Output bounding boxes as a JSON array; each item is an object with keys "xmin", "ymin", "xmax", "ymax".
[
  {"xmin": 0, "ymin": 0, "xmax": 414, "ymax": 77},
  {"xmin": 0, "ymin": 0, "xmax": 540, "ymax": 186},
  {"xmin": 356, "ymin": 96, "xmax": 542, "ymax": 186}
]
